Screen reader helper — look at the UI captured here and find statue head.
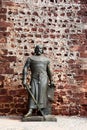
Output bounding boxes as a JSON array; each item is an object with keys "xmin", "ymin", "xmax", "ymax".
[{"xmin": 34, "ymin": 45, "xmax": 43, "ymax": 55}]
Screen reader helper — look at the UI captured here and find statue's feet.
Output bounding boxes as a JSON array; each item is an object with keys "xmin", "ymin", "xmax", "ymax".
[{"xmin": 24, "ymin": 109, "xmax": 33, "ymax": 117}]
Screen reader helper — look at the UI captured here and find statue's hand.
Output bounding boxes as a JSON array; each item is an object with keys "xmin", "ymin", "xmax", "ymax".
[{"xmin": 22, "ymin": 80, "xmax": 27, "ymax": 88}]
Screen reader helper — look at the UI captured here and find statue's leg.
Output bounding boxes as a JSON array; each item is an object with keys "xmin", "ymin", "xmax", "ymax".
[
  {"xmin": 24, "ymin": 108, "xmax": 33, "ymax": 117},
  {"xmin": 37, "ymin": 108, "xmax": 49, "ymax": 116}
]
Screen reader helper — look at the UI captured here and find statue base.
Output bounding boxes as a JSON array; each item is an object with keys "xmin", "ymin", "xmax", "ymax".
[{"xmin": 22, "ymin": 115, "xmax": 57, "ymax": 122}]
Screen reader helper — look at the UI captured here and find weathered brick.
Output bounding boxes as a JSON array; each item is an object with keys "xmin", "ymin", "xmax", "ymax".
[
  {"xmin": 0, "ymin": 89, "xmax": 7, "ymax": 95},
  {"xmin": 5, "ymin": 104, "xmax": 9, "ymax": 108},
  {"xmin": 15, "ymin": 104, "xmax": 25, "ymax": 108},
  {"xmin": 0, "ymin": 1, "xmax": 2, "ymax": 7},
  {"xmin": 0, "ymin": 8, "xmax": 7, "ymax": 14},
  {"xmin": 35, "ymin": 34, "xmax": 41, "ymax": 38},
  {"xmin": 9, "ymin": 89, "xmax": 27, "ymax": 96},
  {"xmin": 72, "ymin": 0, "xmax": 80, "ymax": 3},
  {"xmin": 31, "ymin": 28, "xmax": 37, "ymax": 31},
  {"xmin": 0, "ymin": 67, "xmax": 14, "ymax": 74},
  {"xmin": 27, "ymin": 11, "xmax": 31, "ymax": 15},
  {"xmin": 0, "ymin": 37, "xmax": 7, "ymax": 43},
  {"xmin": 38, "ymin": 28, "xmax": 43, "ymax": 32},
  {"xmin": 0, "ymin": 56, "xmax": 16, "ymax": 62},
  {"xmin": 9, "ymin": 109, "xmax": 17, "ymax": 115},
  {"xmin": 0, "ymin": 15, "xmax": 6, "ymax": 20},
  {"xmin": 0, "ymin": 49, "xmax": 8, "ymax": 55},
  {"xmin": 33, "ymin": 11, "xmax": 38, "ymax": 16},
  {"xmin": 69, "ymin": 106, "xmax": 79, "ymax": 115},
  {"xmin": 82, "ymin": 110, "xmax": 87, "ymax": 116},
  {"xmin": 81, "ymin": 99, "xmax": 87, "ymax": 105},
  {"xmin": 28, "ymin": 34, "xmax": 33, "ymax": 37},
  {"xmin": 0, "ymin": 75, "xmax": 4, "ymax": 81},
  {"xmin": 43, "ymin": 35, "xmax": 48, "ymax": 38},
  {"xmin": 80, "ymin": 0, "xmax": 87, "ymax": 4},
  {"xmin": 0, "ymin": 21, "xmax": 13, "ymax": 28},
  {"xmin": 61, "ymin": 13, "xmax": 65, "ymax": 16},
  {"xmin": 3, "ymin": 1, "xmax": 15, "ymax": 6},
  {"xmin": 16, "ymin": 108, "xmax": 27, "ymax": 114},
  {"xmin": 0, "ymin": 61, "xmax": 14, "ymax": 74},
  {"xmin": 70, "ymin": 34, "xmax": 86, "ymax": 39},
  {"xmin": 50, "ymin": 34, "xmax": 55, "ymax": 38},
  {"xmin": 80, "ymin": 52, "xmax": 87, "ymax": 58},
  {"xmin": 9, "ymin": 90, "xmax": 16, "ymax": 96},
  {"xmin": 0, "ymin": 96, "xmax": 13, "ymax": 103},
  {"xmin": 82, "ymin": 16, "xmax": 87, "ymax": 23},
  {"xmin": 0, "ymin": 108, "xmax": 10, "ymax": 113},
  {"xmin": 0, "ymin": 27, "xmax": 7, "ymax": 31}
]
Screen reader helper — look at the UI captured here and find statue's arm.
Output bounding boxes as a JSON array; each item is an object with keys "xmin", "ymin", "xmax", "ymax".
[{"xmin": 22, "ymin": 58, "xmax": 30, "ymax": 87}]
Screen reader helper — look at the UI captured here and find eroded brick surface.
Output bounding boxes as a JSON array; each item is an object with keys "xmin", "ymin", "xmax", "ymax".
[{"xmin": 0, "ymin": 0, "xmax": 87, "ymax": 116}]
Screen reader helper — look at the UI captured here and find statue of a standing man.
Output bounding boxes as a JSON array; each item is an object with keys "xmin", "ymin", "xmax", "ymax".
[{"xmin": 22, "ymin": 45, "xmax": 54, "ymax": 117}]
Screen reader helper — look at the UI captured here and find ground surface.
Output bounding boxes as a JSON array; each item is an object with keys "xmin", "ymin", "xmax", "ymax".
[{"xmin": 0, "ymin": 116, "xmax": 87, "ymax": 130}]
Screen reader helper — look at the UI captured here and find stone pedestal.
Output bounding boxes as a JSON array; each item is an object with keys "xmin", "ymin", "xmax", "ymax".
[{"xmin": 22, "ymin": 115, "xmax": 57, "ymax": 122}]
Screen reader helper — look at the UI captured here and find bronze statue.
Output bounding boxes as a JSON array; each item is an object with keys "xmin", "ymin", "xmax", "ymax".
[{"xmin": 22, "ymin": 45, "xmax": 55, "ymax": 119}]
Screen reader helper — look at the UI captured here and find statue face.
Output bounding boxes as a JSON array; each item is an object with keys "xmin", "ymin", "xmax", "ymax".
[{"xmin": 35, "ymin": 45, "xmax": 43, "ymax": 55}]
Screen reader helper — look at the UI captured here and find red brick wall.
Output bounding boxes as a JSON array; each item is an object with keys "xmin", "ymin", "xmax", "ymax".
[{"xmin": 0, "ymin": 0, "xmax": 87, "ymax": 116}]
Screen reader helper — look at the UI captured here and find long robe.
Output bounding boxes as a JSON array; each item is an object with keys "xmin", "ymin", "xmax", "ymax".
[{"xmin": 23, "ymin": 55, "xmax": 52, "ymax": 109}]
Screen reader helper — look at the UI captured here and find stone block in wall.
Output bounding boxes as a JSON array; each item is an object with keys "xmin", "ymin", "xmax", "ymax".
[
  {"xmin": 0, "ymin": 0, "xmax": 2, "ymax": 7},
  {"xmin": 0, "ymin": 89, "xmax": 7, "ymax": 95},
  {"xmin": 0, "ymin": 108, "xmax": 10, "ymax": 113},
  {"xmin": 9, "ymin": 89, "xmax": 27, "ymax": 96},
  {"xmin": 0, "ymin": 96, "xmax": 13, "ymax": 103},
  {"xmin": 0, "ymin": 49, "xmax": 8, "ymax": 55},
  {"xmin": 0, "ymin": 27, "xmax": 7, "ymax": 31},
  {"xmin": 0, "ymin": 14, "xmax": 6, "ymax": 20},
  {"xmin": 0, "ymin": 21, "xmax": 13, "ymax": 28},
  {"xmin": 0, "ymin": 75, "xmax": 4, "ymax": 81},
  {"xmin": 81, "ymin": 99, "xmax": 87, "ymax": 106},
  {"xmin": 0, "ymin": 37, "xmax": 7, "ymax": 43},
  {"xmin": 70, "ymin": 34, "xmax": 86, "ymax": 40},
  {"xmin": 0, "ymin": 8, "xmax": 7, "ymax": 14},
  {"xmin": 82, "ymin": 17, "xmax": 87, "ymax": 23},
  {"xmin": 69, "ymin": 106, "xmax": 79, "ymax": 115},
  {"xmin": 80, "ymin": 0, "xmax": 87, "ymax": 4},
  {"xmin": 3, "ymin": 1, "xmax": 15, "ymax": 6},
  {"xmin": 16, "ymin": 108, "xmax": 27, "ymax": 115},
  {"xmin": 0, "ymin": 56, "xmax": 16, "ymax": 62},
  {"xmin": 0, "ymin": 67, "xmax": 14, "ymax": 74}
]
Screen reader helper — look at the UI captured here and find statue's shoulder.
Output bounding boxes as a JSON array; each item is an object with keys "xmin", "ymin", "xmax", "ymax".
[
  {"xmin": 25, "ymin": 57, "xmax": 31, "ymax": 64},
  {"xmin": 42, "ymin": 56, "xmax": 50, "ymax": 63},
  {"xmin": 30, "ymin": 56, "xmax": 36, "ymax": 60},
  {"xmin": 30, "ymin": 55, "xmax": 50, "ymax": 63},
  {"xmin": 44, "ymin": 56, "xmax": 50, "ymax": 61}
]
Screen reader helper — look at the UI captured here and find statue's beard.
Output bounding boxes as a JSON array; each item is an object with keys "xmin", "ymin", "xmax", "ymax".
[{"xmin": 36, "ymin": 51, "xmax": 42, "ymax": 55}]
